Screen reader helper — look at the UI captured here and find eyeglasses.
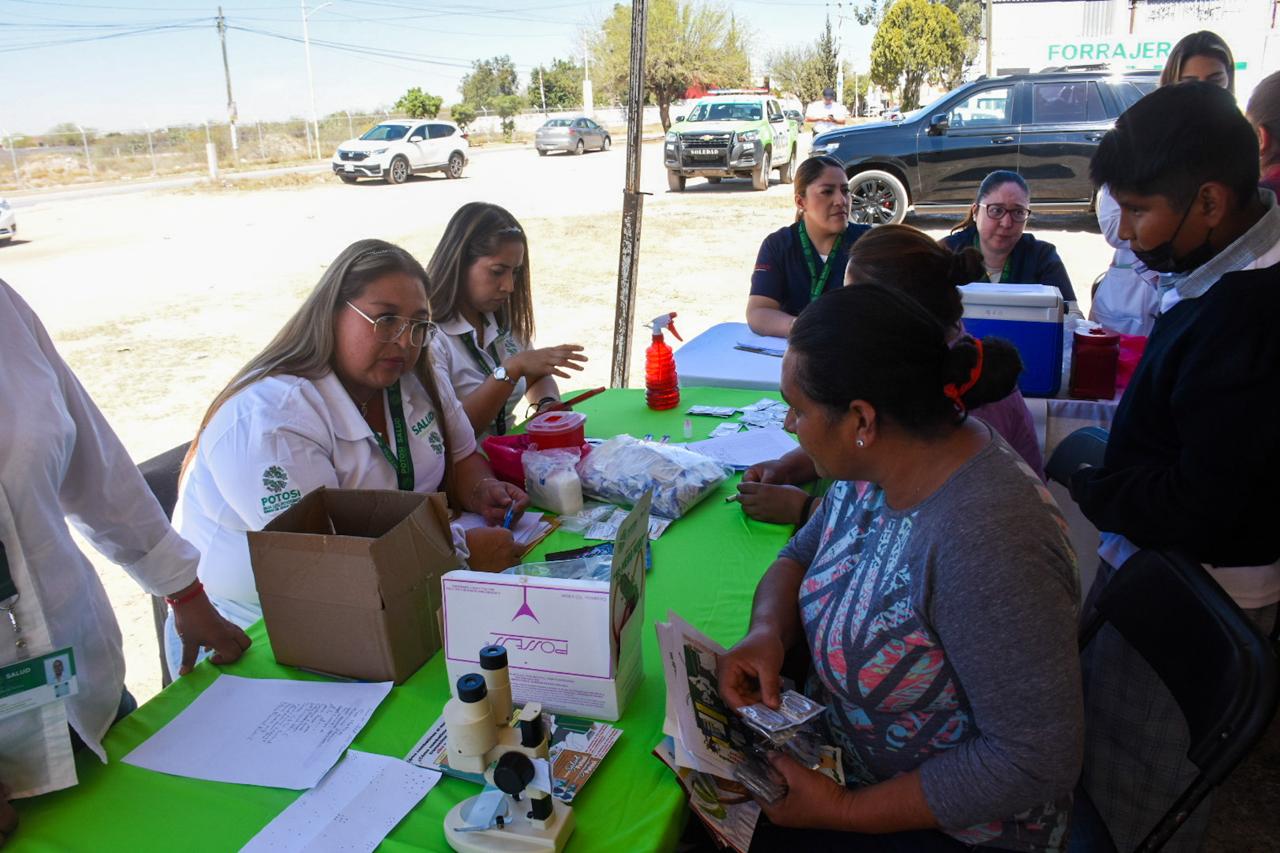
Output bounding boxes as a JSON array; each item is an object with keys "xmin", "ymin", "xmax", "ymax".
[
  {"xmin": 982, "ymin": 204, "xmax": 1031, "ymax": 223},
  {"xmin": 346, "ymin": 302, "xmax": 435, "ymax": 347}
]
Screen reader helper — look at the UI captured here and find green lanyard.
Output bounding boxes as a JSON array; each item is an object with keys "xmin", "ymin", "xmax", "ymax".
[
  {"xmin": 797, "ymin": 221, "xmax": 846, "ymax": 302},
  {"xmin": 974, "ymin": 234, "xmax": 1011, "ymax": 283},
  {"xmin": 0, "ymin": 542, "xmax": 13, "ymax": 602},
  {"xmin": 372, "ymin": 380, "xmax": 415, "ymax": 491},
  {"xmin": 461, "ymin": 329, "xmax": 512, "ymax": 437}
]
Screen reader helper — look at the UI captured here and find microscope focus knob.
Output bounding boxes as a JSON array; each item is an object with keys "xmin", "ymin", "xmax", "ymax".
[{"xmin": 493, "ymin": 751, "xmax": 536, "ymax": 796}]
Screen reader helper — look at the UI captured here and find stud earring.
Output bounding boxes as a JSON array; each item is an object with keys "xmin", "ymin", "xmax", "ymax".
[{"xmin": 856, "ymin": 439, "xmax": 865, "ymax": 448}]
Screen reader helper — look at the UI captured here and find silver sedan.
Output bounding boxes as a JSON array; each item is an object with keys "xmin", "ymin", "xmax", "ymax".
[{"xmin": 535, "ymin": 117, "xmax": 611, "ymax": 156}]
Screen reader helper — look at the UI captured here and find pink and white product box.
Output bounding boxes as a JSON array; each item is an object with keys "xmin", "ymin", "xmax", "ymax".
[{"xmin": 442, "ymin": 492, "xmax": 651, "ymax": 721}]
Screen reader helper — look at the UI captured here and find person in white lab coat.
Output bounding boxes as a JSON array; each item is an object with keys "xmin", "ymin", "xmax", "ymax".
[
  {"xmin": 168, "ymin": 239, "xmax": 527, "ymax": 678},
  {"xmin": 0, "ymin": 280, "xmax": 250, "ymax": 841},
  {"xmin": 426, "ymin": 203, "xmax": 587, "ymax": 439}
]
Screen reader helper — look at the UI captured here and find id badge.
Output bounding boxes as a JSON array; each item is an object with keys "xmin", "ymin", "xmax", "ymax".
[{"xmin": 0, "ymin": 647, "xmax": 79, "ymax": 722}]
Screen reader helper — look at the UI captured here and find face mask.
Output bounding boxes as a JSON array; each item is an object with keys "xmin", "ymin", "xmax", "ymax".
[{"xmin": 1131, "ymin": 198, "xmax": 1216, "ymax": 273}]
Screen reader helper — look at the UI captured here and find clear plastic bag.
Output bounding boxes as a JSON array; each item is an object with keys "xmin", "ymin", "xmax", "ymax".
[
  {"xmin": 522, "ymin": 448, "xmax": 583, "ymax": 516},
  {"xmin": 503, "ymin": 555, "xmax": 613, "ymax": 583},
  {"xmin": 575, "ymin": 435, "xmax": 728, "ymax": 519}
]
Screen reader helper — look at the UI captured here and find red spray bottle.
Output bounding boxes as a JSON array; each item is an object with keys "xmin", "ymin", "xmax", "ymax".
[{"xmin": 645, "ymin": 312, "xmax": 682, "ymax": 411}]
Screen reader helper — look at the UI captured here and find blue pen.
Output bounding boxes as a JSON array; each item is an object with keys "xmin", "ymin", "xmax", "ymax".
[{"xmin": 502, "ymin": 503, "xmax": 515, "ymax": 529}]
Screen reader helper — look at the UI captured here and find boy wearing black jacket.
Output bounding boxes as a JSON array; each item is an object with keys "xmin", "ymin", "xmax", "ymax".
[{"xmin": 1071, "ymin": 82, "xmax": 1280, "ymax": 852}]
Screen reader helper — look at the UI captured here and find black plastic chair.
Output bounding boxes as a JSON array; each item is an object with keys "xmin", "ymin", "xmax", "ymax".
[
  {"xmin": 1045, "ymin": 426, "xmax": 1109, "ymax": 488},
  {"xmin": 1075, "ymin": 549, "xmax": 1280, "ymax": 851},
  {"xmin": 137, "ymin": 442, "xmax": 190, "ymax": 688}
]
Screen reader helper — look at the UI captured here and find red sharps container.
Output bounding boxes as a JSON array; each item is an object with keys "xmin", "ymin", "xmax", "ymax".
[{"xmin": 1069, "ymin": 327, "xmax": 1120, "ymax": 399}]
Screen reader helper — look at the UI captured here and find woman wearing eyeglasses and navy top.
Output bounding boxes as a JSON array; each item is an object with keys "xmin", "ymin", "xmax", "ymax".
[
  {"xmin": 941, "ymin": 171, "xmax": 1078, "ymax": 315},
  {"xmin": 747, "ymin": 156, "xmax": 872, "ymax": 337},
  {"xmin": 166, "ymin": 239, "xmax": 528, "ymax": 678},
  {"xmin": 426, "ymin": 202, "xmax": 587, "ymax": 439}
]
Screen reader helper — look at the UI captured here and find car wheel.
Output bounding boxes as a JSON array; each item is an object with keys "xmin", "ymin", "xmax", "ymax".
[
  {"xmin": 385, "ymin": 156, "xmax": 410, "ymax": 185},
  {"xmin": 537, "ymin": 148, "xmax": 548, "ymax": 156},
  {"xmin": 446, "ymin": 152, "xmax": 465, "ymax": 179},
  {"xmin": 751, "ymin": 149, "xmax": 771, "ymax": 191},
  {"xmin": 667, "ymin": 170, "xmax": 686, "ymax": 192},
  {"xmin": 847, "ymin": 169, "xmax": 907, "ymax": 225},
  {"xmin": 602, "ymin": 135, "xmax": 611, "ymax": 151},
  {"xmin": 778, "ymin": 146, "xmax": 796, "ymax": 184},
  {"xmin": 707, "ymin": 177, "xmax": 722, "ymax": 184},
  {"xmin": 574, "ymin": 140, "xmax": 585, "ymax": 155},
  {"xmin": 338, "ymin": 174, "xmax": 359, "ymax": 184}
]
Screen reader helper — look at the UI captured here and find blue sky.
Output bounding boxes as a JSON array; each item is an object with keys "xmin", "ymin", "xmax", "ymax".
[{"xmin": 0, "ymin": 0, "xmax": 876, "ymax": 134}]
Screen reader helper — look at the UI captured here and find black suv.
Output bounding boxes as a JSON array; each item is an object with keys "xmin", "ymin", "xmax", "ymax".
[{"xmin": 811, "ymin": 70, "xmax": 1158, "ymax": 224}]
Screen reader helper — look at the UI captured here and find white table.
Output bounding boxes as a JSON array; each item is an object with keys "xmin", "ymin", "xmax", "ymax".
[
  {"xmin": 676, "ymin": 321, "xmax": 1121, "ymax": 458},
  {"xmin": 674, "ymin": 322, "xmax": 784, "ymax": 391}
]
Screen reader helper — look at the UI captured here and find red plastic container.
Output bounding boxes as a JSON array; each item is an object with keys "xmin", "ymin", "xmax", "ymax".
[
  {"xmin": 526, "ymin": 411, "xmax": 587, "ymax": 450},
  {"xmin": 1069, "ymin": 328, "xmax": 1121, "ymax": 400}
]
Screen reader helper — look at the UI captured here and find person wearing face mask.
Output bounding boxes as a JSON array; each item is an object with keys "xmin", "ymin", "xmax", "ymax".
[
  {"xmin": 426, "ymin": 203, "xmax": 587, "ymax": 439},
  {"xmin": 1090, "ymin": 31, "xmax": 1236, "ymax": 336},
  {"xmin": 168, "ymin": 239, "xmax": 528, "ymax": 679},
  {"xmin": 1071, "ymin": 82, "xmax": 1280, "ymax": 853},
  {"xmin": 747, "ymin": 155, "xmax": 871, "ymax": 337},
  {"xmin": 941, "ymin": 171, "xmax": 1078, "ymax": 316}
]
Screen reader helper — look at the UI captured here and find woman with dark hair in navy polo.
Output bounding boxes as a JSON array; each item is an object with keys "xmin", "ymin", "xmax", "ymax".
[
  {"xmin": 941, "ymin": 171, "xmax": 1078, "ymax": 315},
  {"xmin": 746, "ymin": 155, "xmax": 871, "ymax": 337}
]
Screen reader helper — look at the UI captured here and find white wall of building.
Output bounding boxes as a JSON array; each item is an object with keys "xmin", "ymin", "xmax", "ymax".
[{"xmin": 990, "ymin": 0, "xmax": 1277, "ymax": 101}]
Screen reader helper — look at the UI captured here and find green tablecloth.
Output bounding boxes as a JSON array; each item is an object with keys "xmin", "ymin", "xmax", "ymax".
[{"xmin": 14, "ymin": 387, "xmax": 793, "ymax": 852}]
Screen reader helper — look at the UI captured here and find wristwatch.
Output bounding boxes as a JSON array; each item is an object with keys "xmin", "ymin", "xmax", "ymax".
[{"xmin": 492, "ymin": 365, "xmax": 518, "ymax": 386}]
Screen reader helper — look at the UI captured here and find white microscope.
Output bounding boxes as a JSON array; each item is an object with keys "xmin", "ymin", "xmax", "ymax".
[{"xmin": 442, "ymin": 645, "xmax": 575, "ymax": 852}]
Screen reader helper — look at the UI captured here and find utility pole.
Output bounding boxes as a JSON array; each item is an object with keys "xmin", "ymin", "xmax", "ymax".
[
  {"xmin": 76, "ymin": 124, "xmax": 94, "ymax": 178},
  {"xmin": 582, "ymin": 50, "xmax": 594, "ymax": 118},
  {"xmin": 833, "ymin": 3, "xmax": 845, "ymax": 104},
  {"xmin": 539, "ymin": 67, "xmax": 547, "ymax": 114},
  {"xmin": 609, "ymin": 0, "xmax": 648, "ymax": 389},
  {"xmin": 3, "ymin": 132, "xmax": 20, "ymax": 187},
  {"xmin": 216, "ymin": 7, "xmax": 239, "ymax": 158},
  {"xmin": 985, "ymin": 0, "xmax": 994, "ymax": 76},
  {"xmin": 300, "ymin": 0, "xmax": 332, "ymax": 159}
]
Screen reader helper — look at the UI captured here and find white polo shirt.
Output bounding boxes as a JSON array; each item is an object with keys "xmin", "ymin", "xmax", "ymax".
[
  {"xmin": 175, "ymin": 369, "xmax": 475, "ymax": 610},
  {"xmin": 430, "ymin": 312, "xmax": 529, "ymax": 437}
]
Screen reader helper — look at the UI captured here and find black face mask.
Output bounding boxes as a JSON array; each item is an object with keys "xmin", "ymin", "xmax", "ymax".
[{"xmin": 1132, "ymin": 199, "xmax": 1216, "ymax": 273}]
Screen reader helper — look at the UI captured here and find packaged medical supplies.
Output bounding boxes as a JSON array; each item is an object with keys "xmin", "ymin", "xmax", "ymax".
[
  {"xmin": 522, "ymin": 448, "xmax": 584, "ymax": 516},
  {"xmin": 576, "ymin": 435, "xmax": 727, "ymax": 519}
]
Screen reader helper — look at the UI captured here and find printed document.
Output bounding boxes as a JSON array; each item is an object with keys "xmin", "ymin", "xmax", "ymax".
[
  {"xmin": 240, "ymin": 750, "xmax": 440, "ymax": 852},
  {"xmin": 123, "ymin": 675, "xmax": 392, "ymax": 789}
]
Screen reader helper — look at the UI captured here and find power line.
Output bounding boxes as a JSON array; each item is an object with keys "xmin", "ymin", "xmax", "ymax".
[
  {"xmin": 0, "ymin": 21, "xmax": 207, "ymax": 52},
  {"xmin": 228, "ymin": 23, "xmax": 480, "ymax": 68}
]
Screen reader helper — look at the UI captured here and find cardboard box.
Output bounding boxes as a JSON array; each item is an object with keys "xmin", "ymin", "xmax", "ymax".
[
  {"xmin": 442, "ymin": 492, "xmax": 651, "ymax": 721},
  {"xmin": 247, "ymin": 488, "xmax": 463, "ymax": 684}
]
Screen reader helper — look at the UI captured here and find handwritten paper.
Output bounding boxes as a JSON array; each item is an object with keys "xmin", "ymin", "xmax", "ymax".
[
  {"xmin": 454, "ymin": 510, "xmax": 551, "ymax": 548},
  {"xmin": 240, "ymin": 750, "xmax": 440, "ymax": 852},
  {"xmin": 123, "ymin": 675, "xmax": 392, "ymax": 789}
]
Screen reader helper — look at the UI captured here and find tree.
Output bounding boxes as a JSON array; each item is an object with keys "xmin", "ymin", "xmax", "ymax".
[
  {"xmin": 393, "ymin": 87, "xmax": 443, "ymax": 119},
  {"xmin": 460, "ymin": 56, "xmax": 519, "ymax": 112},
  {"xmin": 494, "ymin": 94, "xmax": 524, "ymax": 141},
  {"xmin": 448, "ymin": 103, "xmax": 477, "ymax": 130},
  {"xmin": 870, "ymin": 0, "xmax": 966, "ymax": 110},
  {"xmin": 529, "ymin": 58, "xmax": 584, "ymax": 111},
  {"xmin": 767, "ymin": 16, "xmax": 841, "ymax": 106},
  {"xmin": 590, "ymin": 0, "xmax": 753, "ymax": 130}
]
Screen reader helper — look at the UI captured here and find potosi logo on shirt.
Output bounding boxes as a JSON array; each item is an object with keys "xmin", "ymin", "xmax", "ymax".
[{"xmin": 260, "ymin": 465, "xmax": 302, "ymax": 514}]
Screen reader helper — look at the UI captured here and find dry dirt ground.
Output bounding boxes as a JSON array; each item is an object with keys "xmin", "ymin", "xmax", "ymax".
[{"xmin": 1, "ymin": 139, "xmax": 1108, "ymax": 702}]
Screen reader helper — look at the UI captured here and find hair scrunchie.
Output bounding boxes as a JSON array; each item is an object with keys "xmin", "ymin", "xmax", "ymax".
[{"xmin": 943, "ymin": 337, "xmax": 984, "ymax": 415}]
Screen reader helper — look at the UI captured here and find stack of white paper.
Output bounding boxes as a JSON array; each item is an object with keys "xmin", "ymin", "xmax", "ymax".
[
  {"xmin": 685, "ymin": 428, "xmax": 798, "ymax": 471},
  {"xmin": 455, "ymin": 510, "xmax": 550, "ymax": 547}
]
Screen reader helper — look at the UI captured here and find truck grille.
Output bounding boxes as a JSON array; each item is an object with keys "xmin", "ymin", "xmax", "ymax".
[
  {"xmin": 680, "ymin": 131, "xmax": 732, "ymax": 166},
  {"xmin": 338, "ymin": 150, "xmax": 368, "ymax": 162}
]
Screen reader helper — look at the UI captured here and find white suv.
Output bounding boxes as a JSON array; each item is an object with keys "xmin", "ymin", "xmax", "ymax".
[{"xmin": 332, "ymin": 119, "xmax": 469, "ymax": 184}]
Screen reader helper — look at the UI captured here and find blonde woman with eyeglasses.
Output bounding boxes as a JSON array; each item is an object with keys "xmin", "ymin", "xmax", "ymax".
[
  {"xmin": 426, "ymin": 202, "xmax": 587, "ymax": 439},
  {"xmin": 942, "ymin": 170, "xmax": 1077, "ymax": 314},
  {"xmin": 166, "ymin": 239, "xmax": 527, "ymax": 678}
]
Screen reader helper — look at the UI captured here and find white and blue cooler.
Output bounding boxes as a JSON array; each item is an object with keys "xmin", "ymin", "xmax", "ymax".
[{"xmin": 959, "ymin": 283, "xmax": 1064, "ymax": 398}]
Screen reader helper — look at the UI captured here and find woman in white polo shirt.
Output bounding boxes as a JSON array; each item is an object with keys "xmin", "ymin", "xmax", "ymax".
[
  {"xmin": 167, "ymin": 239, "xmax": 527, "ymax": 677},
  {"xmin": 426, "ymin": 203, "xmax": 587, "ymax": 438}
]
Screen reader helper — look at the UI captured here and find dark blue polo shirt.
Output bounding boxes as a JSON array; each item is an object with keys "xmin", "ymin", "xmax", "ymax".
[
  {"xmin": 941, "ymin": 226, "xmax": 1077, "ymax": 303},
  {"xmin": 750, "ymin": 221, "xmax": 872, "ymax": 316}
]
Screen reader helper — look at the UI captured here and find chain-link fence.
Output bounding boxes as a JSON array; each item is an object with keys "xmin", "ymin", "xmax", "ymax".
[{"xmin": 0, "ymin": 113, "xmax": 398, "ymax": 192}]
